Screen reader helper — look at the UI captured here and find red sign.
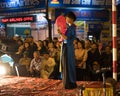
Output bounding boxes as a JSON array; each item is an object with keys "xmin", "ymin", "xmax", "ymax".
[{"xmin": 1, "ymin": 16, "xmax": 36, "ymax": 23}]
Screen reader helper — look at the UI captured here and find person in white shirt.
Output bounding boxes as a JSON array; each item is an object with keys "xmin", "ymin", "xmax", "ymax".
[{"xmin": 29, "ymin": 51, "xmax": 42, "ymax": 77}]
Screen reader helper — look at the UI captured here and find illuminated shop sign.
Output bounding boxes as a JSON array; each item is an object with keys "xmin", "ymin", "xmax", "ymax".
[
  {"xmin": 78, "ymin": 9, "xmax": 109, "ymax": 21},
  {"xmin": 0, "ymin": 0, "xmax": 45, "ymax": 13},
  {"xmin": 49, "ymin": 0, "xmax": 62, "ymax": 7},
  {"xmin": 49, "ymin": 0, "xmax": 111, "ymax": 7},
  {"xmin": 1, "ymin": 16, "xmax": 36, "ymax": 23},
  {"xmin": 55, "ymin": 9, "xmax": 109, "ymax": 21}
]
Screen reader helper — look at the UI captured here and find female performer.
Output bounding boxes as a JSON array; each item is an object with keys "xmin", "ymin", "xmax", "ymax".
[{"xmin": 58, "ymin": 12, "xmax": 77, "ymax": 89}]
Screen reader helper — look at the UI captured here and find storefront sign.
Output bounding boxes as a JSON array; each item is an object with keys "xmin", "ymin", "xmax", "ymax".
[
  {"xmin": 49, "ymin": 0, "xmax": 111, "ymax": 7},
  {"xmin": 49, "ymin": 0, "xmax": 62, "ymax": 7},
  {"xmin": 55, "ymin": 9, "xmax": 109, "ymax": 21},
  {"xmin": 1, "ymin": 16, "xmax": 36, "ymax": 23},
  {"xmin": 78, "ymin": 9, "xmax": 109, "ymax": 21},
  {"xmin": 0, "ymin": 0, "xmax": 45, "ymax": 13}
]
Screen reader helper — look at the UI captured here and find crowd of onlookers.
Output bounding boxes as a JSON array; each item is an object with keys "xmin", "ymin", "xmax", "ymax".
[{"xmin": 0, "ymin": 36, "xmax": 120, "ymax": 81}]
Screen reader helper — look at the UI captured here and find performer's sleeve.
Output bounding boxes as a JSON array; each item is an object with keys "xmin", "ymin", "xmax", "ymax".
[{"xmin": 67, "ymin": 26, "xmax": 76, "ymax": 40}]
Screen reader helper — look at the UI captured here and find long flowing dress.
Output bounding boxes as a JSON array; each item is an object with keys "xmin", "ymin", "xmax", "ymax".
[{"xmin": 61, "ymin": 24, "xmax": 77, "ymax": 89}]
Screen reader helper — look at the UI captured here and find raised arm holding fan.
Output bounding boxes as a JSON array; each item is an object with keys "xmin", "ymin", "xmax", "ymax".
[{"xmin": 55, "ymin": 15, "xmax": 67, "ymax": 41}]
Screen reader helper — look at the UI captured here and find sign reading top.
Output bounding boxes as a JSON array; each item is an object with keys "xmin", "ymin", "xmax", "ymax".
[
  {"xmin": 0, "ymin": 0, "xmax": 45, "ymax": 13},
  {"xmin": 1, "ymin": 15, "xmax": 36, "ymax": 23}
]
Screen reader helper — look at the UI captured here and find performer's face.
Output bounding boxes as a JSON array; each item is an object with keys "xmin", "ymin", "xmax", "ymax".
[{"xmin": 66, "ymin": 17, "xmax": 73, "ymax": 25}]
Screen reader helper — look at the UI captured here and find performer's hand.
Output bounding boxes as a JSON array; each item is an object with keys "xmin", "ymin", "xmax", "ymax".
[{"xmin": 57, "ymin": 28, "xmax": 62, "ymax": 35}]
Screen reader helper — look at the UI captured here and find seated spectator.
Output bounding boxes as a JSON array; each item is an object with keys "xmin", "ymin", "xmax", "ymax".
[
  {"xmin": 52, "ymin": 41, "xmax": 61, "ymax": 79},
  {"xmin": 48, "ymin": 41, "xmax": 57, "ymax": 58},
  {"xmin": 75, "ymin": 40, "xmax": 88, "ymax": 81},
  {"xmin": 85, "ymin": 39, "xmax": 91, "ymax": 51},
  {"xmin": 36, "ymin": 40, "xmax": 47, "ymax": 55},
  {"xmin": 22, "ymin": 42, "xmax": 33, "ymax": 59},
  {"xmin": 86, "ymin": 42, "xmax": 101, "ymax": 81},
  {"xmin": 15, "ymin": 44, "xmax": 24, "ymax": 62},
  {"xmin": 101, "ymin": 46, "xmax": 112, "ymax": 78},
  {"xmin": 19, "ymin": 51, "xmax": 31, "ymax": 72},
  {"xmin": 41, "ymin": 51, "xmax": 56, "ymax": 79},
  {"xmin": 101, "ymin": 46, "xmax": 112, "ymax": 68},
  {"xmin": 29, "ymin": 51, "xmax": 42, "ymax": 77},
  {"xmin": 27, "ymin": 36, "xmax": 38, "ymax": 58}
]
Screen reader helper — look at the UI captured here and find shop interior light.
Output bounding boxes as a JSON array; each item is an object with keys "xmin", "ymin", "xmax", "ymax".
[
  {"xmin": 0, "ymin": 65, "xmax": 6, "ymax": 75},
  {"xmin": 0, "ymin": 54, "xmax": 14, "ymax": 67},
  {"xmin": 88, "ymin": 35, "xmax": 93, "ymax": 40},
  {"xmin": 65, "ymin": 7, "xmax": 105, "ymax": 10}
]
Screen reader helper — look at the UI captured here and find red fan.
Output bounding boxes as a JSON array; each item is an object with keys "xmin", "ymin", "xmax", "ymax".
[{"xmin": 55, "ymin": 15, "xmax": 67, "ymax": 41}]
